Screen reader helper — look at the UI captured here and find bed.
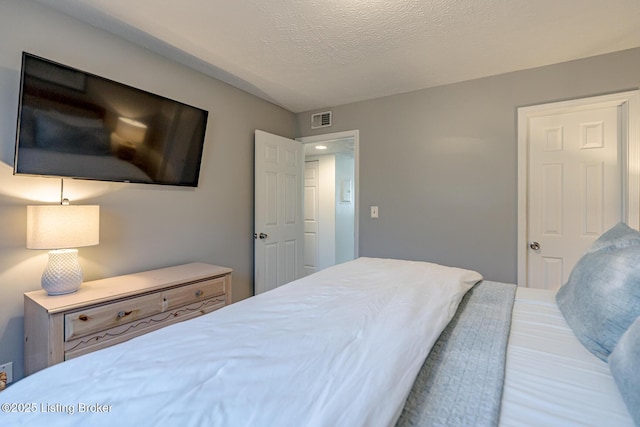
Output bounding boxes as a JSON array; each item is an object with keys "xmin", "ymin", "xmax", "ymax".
[{"xmin": 1, "ymin": 224, "xmax": 639, "ymax": 426}]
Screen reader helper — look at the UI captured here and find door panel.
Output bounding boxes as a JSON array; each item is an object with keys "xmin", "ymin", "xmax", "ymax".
[
  {"xmin": 583, "ymin": 161, "xmax": 604, "ymax": 235},
  {"xmin": 254, "ymin": 130, "xmax": 304, "ymax": 295},
  {"xmin": 541, "ymin": 163, "xmax": 563, "ymax": 235}
]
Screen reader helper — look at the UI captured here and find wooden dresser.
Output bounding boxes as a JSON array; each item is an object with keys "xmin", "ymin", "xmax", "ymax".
[{"xmin": 24, "ymin": 262, "xmax": 232, "ymax": 376}]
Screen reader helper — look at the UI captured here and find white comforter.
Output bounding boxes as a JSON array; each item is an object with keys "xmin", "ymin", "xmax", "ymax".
[{"xmin": 1, "ymin": 257, "xmax": 481, "ymax": 426}]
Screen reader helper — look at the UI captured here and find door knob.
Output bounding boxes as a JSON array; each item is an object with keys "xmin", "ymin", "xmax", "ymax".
[{"xmin": 529, "ymin": 241, "xmax": 541, "ymax": 250}]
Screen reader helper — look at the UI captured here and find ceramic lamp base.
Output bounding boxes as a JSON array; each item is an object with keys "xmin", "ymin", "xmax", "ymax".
[{"xmin": 42, "ymin": 249, "xmax": 83, "ymax": 295}]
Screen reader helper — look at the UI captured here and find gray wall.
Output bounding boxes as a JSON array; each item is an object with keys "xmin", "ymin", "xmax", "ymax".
[
  {"xmin": 297, "ymin": 48, "xmax": 640, "ymax": 283},
  {"xmin": 0, "ymin": 0, "xmax": 294, "ymax": 381}
]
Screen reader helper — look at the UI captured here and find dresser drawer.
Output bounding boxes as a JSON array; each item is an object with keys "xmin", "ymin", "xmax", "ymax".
[
  {"xmin": 162, "ymin": 277, "xmax": 226, "ymax": 310},
  {"xmin": 64, "ymin": 295, "xmax": 226, "ymax": 360},
  {"xmin": 64, "ymin": 277, "xmax": 226, "ymax": 341},
  {"xmin": 64, "ymin": 293, "xmax": 164, "ymax": 341}
]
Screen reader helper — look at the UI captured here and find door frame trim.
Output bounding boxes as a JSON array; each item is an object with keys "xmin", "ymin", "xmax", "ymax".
[
  {"xmin": 303, "ymin": 159, "xmax": 320, "ymax": 274},
  {"xmin": 517, "ymin": 90, "xmax": 640, "ymax": 286},
  {"xmin": 297, "ymin": 130, "xmax": 360, "ymax": 259}
]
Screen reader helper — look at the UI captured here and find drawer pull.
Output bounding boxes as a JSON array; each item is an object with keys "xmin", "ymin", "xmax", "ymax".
[
  {"xmin": 195, "ymin": 290, "xmax": 203, "ymax": 298},
  {"xmin": 79, "ymin": 315, "xmax": 88, "ymax": 321},
  {"xmin": 117, "ymin": 310, "xmax": 133, "ymax": 319}
]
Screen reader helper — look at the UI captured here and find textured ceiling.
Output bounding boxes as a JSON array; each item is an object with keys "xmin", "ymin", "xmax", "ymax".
[{"xmin": 36, "ymin": 0, "xmax": 640, "ymax": 113}]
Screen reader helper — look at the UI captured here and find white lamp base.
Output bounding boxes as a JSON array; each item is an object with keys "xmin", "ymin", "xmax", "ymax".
[{"xmin": 42, "ymin": 249, "xmax": 83, "ymax": 295}]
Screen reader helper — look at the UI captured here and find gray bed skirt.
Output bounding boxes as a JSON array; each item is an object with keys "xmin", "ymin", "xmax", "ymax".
[{"xmin": 396, "ymin": 281, "xmax": 517, "ymax": 427}]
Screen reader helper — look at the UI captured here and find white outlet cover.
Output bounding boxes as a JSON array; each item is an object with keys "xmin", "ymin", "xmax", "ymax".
[
  {"xmin": 370, "ymin": 206, "xmax": 379, "ymax": 218},
  {"xmin": 0, "ymin": 362, "xmax": 13, "ymax": 384}
]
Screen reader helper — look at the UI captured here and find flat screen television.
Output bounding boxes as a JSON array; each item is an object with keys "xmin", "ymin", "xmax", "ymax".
[{"xmin": 14, "ymin": 53, "xmax": 208, "ymax": 187}]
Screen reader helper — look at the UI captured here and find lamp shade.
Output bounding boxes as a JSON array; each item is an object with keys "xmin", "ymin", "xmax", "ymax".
[
  {"xmin": 27, "ymin": 205, "xmax": 100, "ymax": 250},
  {"xmin": 116, "ymin": 117, "xmax": 147, "ymax": 144}
]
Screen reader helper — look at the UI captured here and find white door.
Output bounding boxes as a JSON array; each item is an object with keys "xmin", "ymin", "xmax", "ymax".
[
  {"xmin": 304, "ymin": 160, "xmax": 320, "ymax": 276},
  {"xmin": 254, "ymin": 130, "xmax": 304, "ymax": 294},
  {"xmin": 527, "ymin": 106, "xmax": 621, "ymax": 290}
]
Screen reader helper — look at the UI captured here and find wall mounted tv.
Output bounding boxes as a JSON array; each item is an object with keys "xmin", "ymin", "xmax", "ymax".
[{"xmin": 14, "ymin": 53, "xmax": 208, "ymax": 187}]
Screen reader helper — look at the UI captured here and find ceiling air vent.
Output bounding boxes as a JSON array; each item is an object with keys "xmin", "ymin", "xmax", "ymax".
[{"xmin": 311, "ymin": 111, "xmax": 332, "ymax": 129}]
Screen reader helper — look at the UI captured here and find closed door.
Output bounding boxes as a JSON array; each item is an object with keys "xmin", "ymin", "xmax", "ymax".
[
  {"xmin": 304, "ymin": 160, "xmax": 320, "ymax": 276},
  {"xmin": 527, "ymin": 105, "xmax": 621, "ymax": 290},
  {"xmin": 254, "ymin": 130, "xmax": 304, "ymax": 295}
]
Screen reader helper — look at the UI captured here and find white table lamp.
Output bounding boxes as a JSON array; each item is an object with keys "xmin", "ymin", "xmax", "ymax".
[{"xmin": 27, "ymin": 204, "xmax": 100, "ymax": 295}]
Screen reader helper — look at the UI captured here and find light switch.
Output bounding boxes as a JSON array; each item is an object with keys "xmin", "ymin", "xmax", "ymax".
[{"xmin": 370, "ymin": 206, "xmax": 379, "ymax": 218}]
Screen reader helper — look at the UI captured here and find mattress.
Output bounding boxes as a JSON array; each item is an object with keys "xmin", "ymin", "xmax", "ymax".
[{"xmin": 499, "ymin": 287, "xmax": 634, "ymax": 426}]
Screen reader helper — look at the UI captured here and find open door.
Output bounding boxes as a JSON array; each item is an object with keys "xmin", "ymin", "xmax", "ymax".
[{"xmin": 254, "ymin": 130, "xmax": 304, "ymax": 295}]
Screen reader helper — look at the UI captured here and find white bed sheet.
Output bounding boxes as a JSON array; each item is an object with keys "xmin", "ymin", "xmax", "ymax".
[
  {"xmin": 0, "ymin": 257, "xmax": 481, "ymax": 427},
  {"xmin": 499, "ymin": 287, "xmax": 634, "ymax": 427}
]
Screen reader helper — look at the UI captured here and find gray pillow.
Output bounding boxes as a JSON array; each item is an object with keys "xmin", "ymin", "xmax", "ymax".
[
  {"xmin": 609, "ymin": 315, "xmax": 640, "ymax": 426},
  {"xmin": 556, "ymin": 223, "xmax": 640, "ymax": 361},
  {"xmin": 587, "ymin": 222, "xmax": 640, "ymax": 253}
]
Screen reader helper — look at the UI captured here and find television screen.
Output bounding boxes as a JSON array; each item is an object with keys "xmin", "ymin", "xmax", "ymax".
[{"xmin": 14, "ymin": 53, "xmax": 208, "ymax": 187}]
